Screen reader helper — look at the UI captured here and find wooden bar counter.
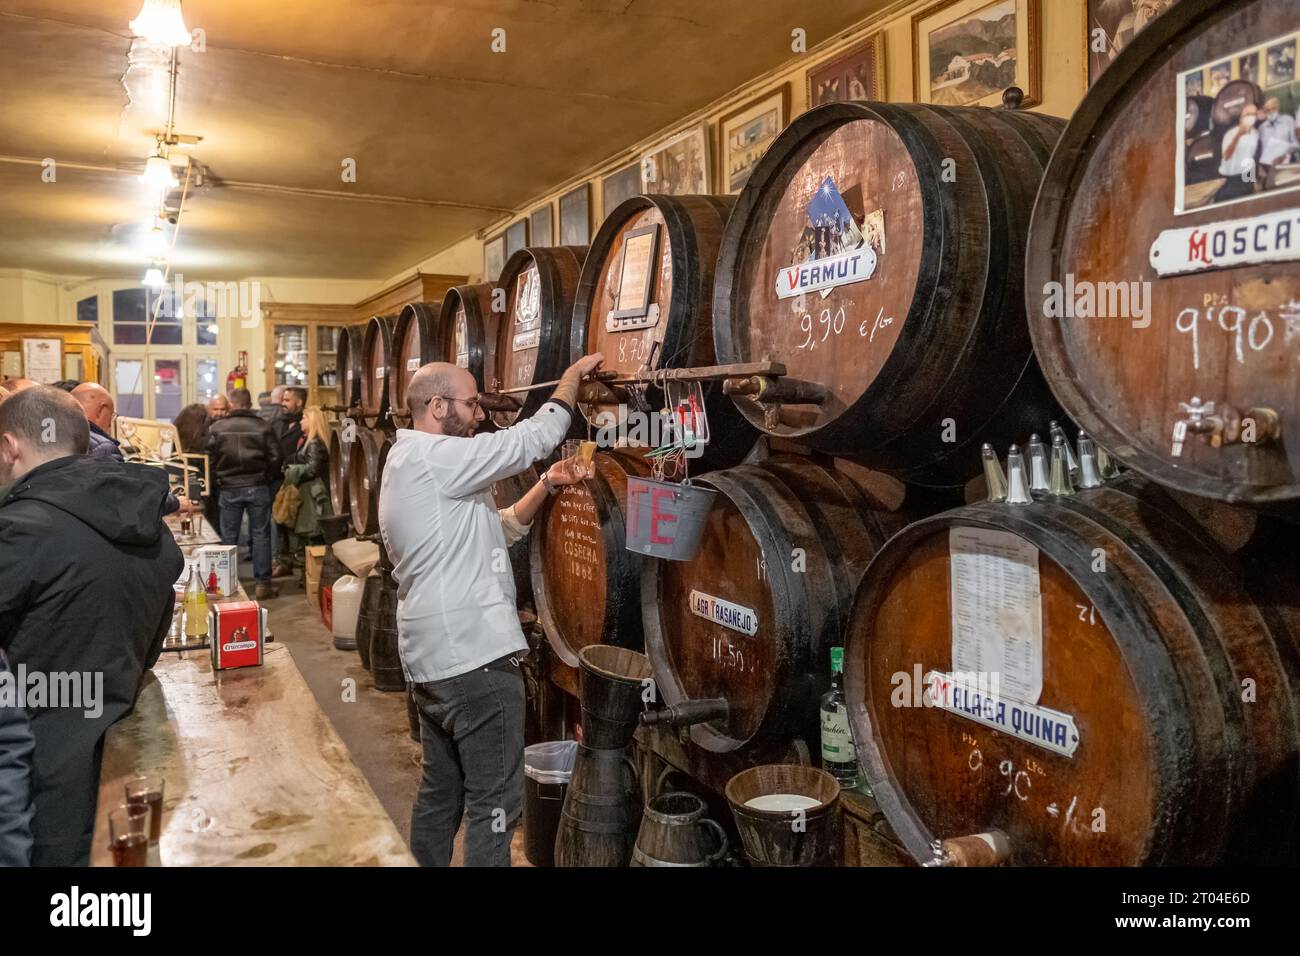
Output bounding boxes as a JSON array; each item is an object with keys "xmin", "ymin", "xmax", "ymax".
[{"xmin": 91, "ymin": 644, "xmax": 415, "ymax": 867}]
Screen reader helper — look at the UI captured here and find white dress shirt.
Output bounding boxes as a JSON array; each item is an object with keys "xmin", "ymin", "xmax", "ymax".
[
  {"xmin": 378, "ymin": 401, "xmax": 571, "ymax": 683},
  {"xmin": 1219, "ymin": 128, "xmax": 1259, "ymax": 178},
  {"xmin": 1258, "ymin": 113, "xmax": 1298, "ymax": 166}
]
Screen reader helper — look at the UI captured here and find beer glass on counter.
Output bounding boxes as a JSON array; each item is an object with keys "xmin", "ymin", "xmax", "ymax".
[
  {"xmin": 125, "ymin": 773, "xmax": 165, "ymax": 846},
  {"xmin": 108, "ymin": 804, "xmax": 151, "ymax": 867}
]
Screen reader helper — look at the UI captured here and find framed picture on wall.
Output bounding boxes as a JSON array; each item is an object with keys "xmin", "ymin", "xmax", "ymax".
[
  {"xmin": 559, "ymin": 184, "xmax": 591, "ymax": 246},
  {"xmin": 640, "ymin": 126, "xmax": 710, "ymax": 196},
  {"xmin": 806, "ymin": 34, "xmax": 886, "ymax": 107},
  {"xmin": 601, "ymin": 163, "xmax": 642, "ymax": 216},
  {"xmin": 483, "ymin": 235, "xmax": 505, "ymax": 282},
  {"xmin": 530, "ymin": 204, "xmax": 553, "ymax": 247},
  {"xmin": 1086, "ymin": 0, "xmax": 1181, "ymax": 87},
  {"xmin": 505, "ymin": 218, "xmax": 528, "ymax": 258},
  {"xmin": 912, "ymin": 0, "xmax": 1041, "ymax": 108},
  {"xmin": 718, "ymin": 84, "xmax": 790, "ymax": 194}
]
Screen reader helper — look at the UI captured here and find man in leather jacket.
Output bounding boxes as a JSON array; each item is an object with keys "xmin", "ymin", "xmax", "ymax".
[{"xmin": 207, "ymin": 388, "xmax": 282, "ymax": 598}]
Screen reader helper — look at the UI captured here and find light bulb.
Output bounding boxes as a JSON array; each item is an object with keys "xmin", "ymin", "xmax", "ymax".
[
  {"xmin": 142, "ymin": 264, "xmax": 165, "ymax": 288},
  {"xmin": 144, "ymin": 222, "xmax": 169, "ymax": 258},
  {"xmin": 129, "ymin": 0, "xmax": 192, "ymax": 48},
  {"xmin": 141, "ymin": 154, "xmax": 178, "ymax": 188}
]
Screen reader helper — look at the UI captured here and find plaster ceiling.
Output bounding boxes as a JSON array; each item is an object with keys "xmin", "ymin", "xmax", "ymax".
[{"xmin": 0, "ymin": 0, "xmax": 892, "ymax": 281}]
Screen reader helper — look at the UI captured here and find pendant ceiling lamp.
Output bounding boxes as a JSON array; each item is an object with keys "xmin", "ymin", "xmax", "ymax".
[
  {"xmin": 142, "ymin": 262, "xmax": 166, "ymax": 288},
  {"xmin": 129, "ymin": 0, "xmax": 191, "ymax": 48},
  {"xmin": 141, "ymin": 152, "xmax": 179, "ymax": 189}
]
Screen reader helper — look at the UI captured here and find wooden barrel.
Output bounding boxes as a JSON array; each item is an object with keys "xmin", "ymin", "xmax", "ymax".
[
  {"xmin": 328, "ymin": 423, "xmax": 350, "ymax": 516},
  {"xmin": 492, "ymin": 465, "xmax": 537, "ymax": 608},
  {"xmin": 347, "ymin": 427, "xmax": 393, "ymax": 536},
  {"xmin": 390, "ymin": 301, "xmax": 441, "ymax": 421},
  {"xmin": 641, "ymin": 456, "xmax": 911, "ymax": 754},
  {"xmin": 531, "ymin": 449, "xmax": 652, "ymax": 667},
  {"xmin": 1025, "ymin": 0, "xmax": 1300, "ymax": 507},
  {"xmin": 844, "ymin": 476, "xmax": 1300, "ymax": 866},
  {"xmin": 359, "ymin": 314, "xmax": 397, "ymax": 428},
  {"xmin": 336, "ymin": 325, "xmax": 364, "ymax": 410},
  {"xmin": 571, "ymin": 195, "xmax": 755, "ymax": 470},
  {"xmin": 439, "ymin": 283, "xmax": 500, "ymax": 392},
  {"xmin": 488, "ymin": 246, "xmax": 588, "ymax": 429},
  {"xmin": 712, "ymin": 101, "xmax": 1065, "ymax": 487}
]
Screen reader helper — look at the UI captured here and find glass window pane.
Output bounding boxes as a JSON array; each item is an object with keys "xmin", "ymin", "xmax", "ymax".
[
  {"xmin": 153, "ymin": 359, "xmax": 183, "ymax": 422},
  {"xmin": 114, "ymin": 323, "xmax": 148, "ymax": 346},
  {"xmin": 197, "ymin": 317, "xmax": 219, "ymax": 346},
  {"xmin": 112, "ymin": 288, "xmax": 148, "ymax": 324},
  {"xmin": 114, "ymin": 360, "xmax": 144, "ymax": 419},
  {"xmin": 77, "ymin": 296, "xmax": 98, "ymax": 323},
  {"xmin": 149, "ymin": 324, "xmax": 183, "ymax": 345},
  {"xmin": 196, "ymin": 358, "xmax": 219, "ymax": 402},
  {"xmin": 273, "ymin": 324, "xmax": 308, "ymax": 387}
]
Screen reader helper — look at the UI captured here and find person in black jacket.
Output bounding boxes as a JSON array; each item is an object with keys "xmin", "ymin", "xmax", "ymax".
[
  {"xmin": 0, "ymin": 386, "xmax": 183, "ymax": 866},
  {"xmin": 207, "ymin": 387, "xmax": 282, "ymax": 598},
  {"xmin": 0, "ymin": 648, "xmax": 34, "ymax": 867},
  {"xmin": 269, "ymin": 387, "xmax": 306, "ymax": 578}
]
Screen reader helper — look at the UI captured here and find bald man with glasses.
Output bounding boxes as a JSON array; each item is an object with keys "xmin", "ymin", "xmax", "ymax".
[{"xmin": 379, "ymin": 352, "xmax": 603, "ymax": 866}]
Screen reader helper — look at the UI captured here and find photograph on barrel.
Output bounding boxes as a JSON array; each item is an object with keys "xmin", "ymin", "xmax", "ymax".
[{"xmin": 1177, "ymin": 29, "xmax": 1300, "ymax": 213}]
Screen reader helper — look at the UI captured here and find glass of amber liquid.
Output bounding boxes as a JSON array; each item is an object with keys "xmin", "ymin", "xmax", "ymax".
[
  {"xmin": 124, "ymin": 774, "xmax": 165, "ymax": 846},
  {"xmin": 108, "ymin": 804, "xmax": 151, "ymax": 867},
  {"xmin": 562, "ymin": 439, "xmax": 597, "ymax": 479}
]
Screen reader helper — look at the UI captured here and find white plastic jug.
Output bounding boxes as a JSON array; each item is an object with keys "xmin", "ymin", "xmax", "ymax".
[{"xmin": 331, "ymin": 575, "xmax": 363, "ymax": 642}]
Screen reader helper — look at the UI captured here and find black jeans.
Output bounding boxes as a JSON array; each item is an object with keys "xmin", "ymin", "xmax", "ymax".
[{"xmin": 410, "ymin": 655, "xmax": 526, "ymax": 867}]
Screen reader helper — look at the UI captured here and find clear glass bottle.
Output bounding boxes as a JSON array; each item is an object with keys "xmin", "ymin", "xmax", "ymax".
[
  {"xmin": 183, "ymin": 562, "xmax": 209, "ymax": 639},
  {"xmin": 820, "ymin": 646, "xmax": 863, "ymax": 790}
]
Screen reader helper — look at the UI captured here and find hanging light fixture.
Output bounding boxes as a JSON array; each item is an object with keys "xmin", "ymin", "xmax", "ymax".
[
  {"xmin": 129, "ymin": 0, "xmax": 192, "ymax": 48},
  {"xmin": 141, "ymin": 150, "xmax": 179, "ymax": 189},
  {"xmin": 143, "ymin": 218, "xmax": 169, "ymax": 258},
  {"xmin": 142, "ymin": 262, "xmax": 166, "ymax": 288}
]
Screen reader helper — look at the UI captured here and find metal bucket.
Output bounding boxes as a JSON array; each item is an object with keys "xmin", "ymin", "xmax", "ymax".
[{"xmin": 624, "ymin": 476, "xmax": 716, "ymax": 561}]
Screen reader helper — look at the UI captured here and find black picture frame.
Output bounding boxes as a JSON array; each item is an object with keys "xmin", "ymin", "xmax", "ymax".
[
  {"xmin": 610, "ymin": 224, "xmax": 660, "ymax": 320},
  {"xmin": 559, "ymin": 184, "xmax": 591, "ymax": 246},
  {"xmin": 529, "ymin": 205, "xmax": 553, "ymax": 247},
  {"xmin": 505, "ymin": 218, "xmax": 528, "ymax": 258},
  {"xmin": 601, "ymin": 163, "xmax": 642, "ymax": 219}
]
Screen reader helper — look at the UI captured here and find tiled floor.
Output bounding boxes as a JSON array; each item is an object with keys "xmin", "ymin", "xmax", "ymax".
[{"xmin": 257, "ymin": 571, "xmax": 533, "ymax": 866}]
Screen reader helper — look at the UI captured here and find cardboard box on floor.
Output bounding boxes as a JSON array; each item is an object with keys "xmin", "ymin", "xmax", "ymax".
[{"xmin": 305, "ymin": 545, "xmax": 326, "ymax": 607}]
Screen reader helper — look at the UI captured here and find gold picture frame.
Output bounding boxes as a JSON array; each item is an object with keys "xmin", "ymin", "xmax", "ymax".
[
  {"xmin": 805, "ymin": 33, "xmax": 886, "ymax": 108},
  {"xmin": 717, "ymin": 83, "xmax": 791, "ymax": 195},
  {"xmin": 913, "ymin": 0, "xmax": 1041, "ymax": 109}
]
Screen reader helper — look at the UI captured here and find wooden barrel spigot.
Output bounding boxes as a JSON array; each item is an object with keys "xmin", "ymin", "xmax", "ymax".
[{"xmin": 639, "ymin": 698, "xmax": 729, "ymax": 728}]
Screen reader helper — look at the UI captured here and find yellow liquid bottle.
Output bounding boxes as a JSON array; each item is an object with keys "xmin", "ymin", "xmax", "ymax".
[{"xmin": 184, "ymin": 564, "xmax": 209, "ymax": 638}]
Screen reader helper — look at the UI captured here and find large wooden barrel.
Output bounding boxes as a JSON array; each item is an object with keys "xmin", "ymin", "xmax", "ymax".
[
  {"xmin": 439, "ymin": 283, "xmax": 500, "ymax": 393},
  {"xmin": 328, "ymin": 422, "xmax": 350, "ymax": 516},
  {"xmin": 571, "ymin": 195, "xmax": 755, "ymax": 470},
  {"xmin": 531, "ymin": 449, "xmax": 652, "ymax": 667},
  {"xmin": 641, "ymin": 456, "xmax": 911, "ymax": 754},
  {"xmin": 390, "ymin": 301, "xmax": 441, "ymax": 421},
  {"xmin": 336, "ymin": 325, "xmax": 364, "ymax": 409},
  {"xmin": 1026, "ymin": 0, "xmax": 1300, "ymax": 507},
  {"xmin": 712, "ymin": 102, "xmax": 1065, "ymax": 487},
  {"xmin": 488, "ymin": 246, "xmax": 588, "ymax": 429},
  {"xmin": 844, "ymin": 476, "xmax": 1300, "ymax": 866},
  {"xmin": 359, "ymin": 314, "xmax": 397, "ymax": 428},
  {"xmin": 347, "ymin": 427, "xmax": 393, "ymax": 536}
]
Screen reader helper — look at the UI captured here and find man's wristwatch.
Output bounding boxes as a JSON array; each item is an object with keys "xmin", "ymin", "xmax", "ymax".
[{"xmin": 541, "ymin": 473, "xmax": 560, "ymax": 496}]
